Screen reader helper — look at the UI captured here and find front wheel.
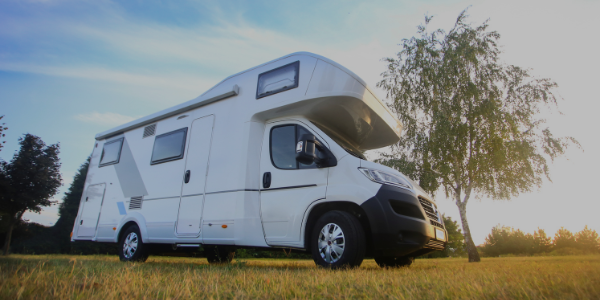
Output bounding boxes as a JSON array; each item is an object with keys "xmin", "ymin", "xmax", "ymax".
[
  {"xmin": 311, "ymin": 210, "xmax": 365, "ymax": 269},
  {"xmin": 118, "ymin": 225, "xmax": 149, "ymax": 262},
  {"xmin": 374, "ymin": 256, "xmax": 414, "ymax": 268}
]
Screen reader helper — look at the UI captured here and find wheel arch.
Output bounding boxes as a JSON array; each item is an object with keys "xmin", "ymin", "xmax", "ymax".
[
  {"xmin": 115, "ymin": 213, "xmax": 148, "ymax": 243},
  {"xmin": 303, "ymin": 201, "xmax": 373, "ymax": 255}
]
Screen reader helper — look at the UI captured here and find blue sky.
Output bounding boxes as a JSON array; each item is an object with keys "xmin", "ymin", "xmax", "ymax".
[{"xmin": 1, "ymin": 0, "xmax": 599, "ymax": 244}]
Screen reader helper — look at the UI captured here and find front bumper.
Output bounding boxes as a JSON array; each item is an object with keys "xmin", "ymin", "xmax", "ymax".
[{"xmin": 360, "ymin": 184, "xmax": 447, "ymax": 257}]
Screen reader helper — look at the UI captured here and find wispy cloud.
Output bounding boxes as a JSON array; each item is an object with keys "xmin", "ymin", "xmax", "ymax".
[
  {"xmin": 74, "ymin": 111, "xmax": 138, "ymax": 126},
  {"xmin": 0, "ymin": 62, "xmax": 213, "ymax": 92}
]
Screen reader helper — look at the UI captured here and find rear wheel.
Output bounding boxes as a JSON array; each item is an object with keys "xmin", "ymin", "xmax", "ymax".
[
  {"xmin": 118, "ymin": 225, "xmax": 149, "ymax": 262},
  {"xmin": 205, "ymin": 246, "xmax": 235, "ymax": 264},
  {"xmin": 374, "ymin": 256, "xmax": 414, "ymax": 268},
  {"xmin": 311, "ymin": 210, "xmax": 365, "ymax": 269}
]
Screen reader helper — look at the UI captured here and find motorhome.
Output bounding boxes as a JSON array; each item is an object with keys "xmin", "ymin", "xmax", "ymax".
[{"xmin": 71, "ymin": 52, "xmax": 447, "ymax": 268}]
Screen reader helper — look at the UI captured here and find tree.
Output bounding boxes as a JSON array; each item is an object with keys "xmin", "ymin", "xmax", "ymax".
[
  {"xmin": 0, "ymin": 134, "xmax": 61, "ymax": 255},
  {"xmin": 0, "ymin": 115, "xmax": 7, "ymax": 152},
  {"xmin": 574, "ymin": 226, "xmax": 599, "ymax": 253},
  {"xmin": 377, "ymin": 9, "xmax": 578, "ymax": 262},
  {"xmin": 442, "ymin": 215, "xmax": 466, "ymax": 257},
  {"xmin": 532, "ymin": 228, "xmax": 552, "ymax": 254},
  {"xmin": 553, "ymin": 227, "xmax": 576, "ymax": 250}
]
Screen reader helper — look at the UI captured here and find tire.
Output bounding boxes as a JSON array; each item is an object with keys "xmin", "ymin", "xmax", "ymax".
[
  {"xmin": 311, "ymin": 210, "xmax": 365, "ymax": 269},
  {"xmin": 118, "ymin": 225, "xmax": 149, "ymax": 262},
  {"xmin": 205, "ymin": 246, "xmax": 235, "ymax": 264},
  {"xmin": 374, "ymin": 256, "xmax": 414, "ymax": 268}
]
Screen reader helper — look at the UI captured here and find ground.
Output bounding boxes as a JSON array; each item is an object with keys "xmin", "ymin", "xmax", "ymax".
[{"xmin": 0, "ymin": 254, "xmax": 598, "ymax": 299}]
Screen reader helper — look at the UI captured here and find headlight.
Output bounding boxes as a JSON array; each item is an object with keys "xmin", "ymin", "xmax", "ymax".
[{"xmin": 358, "ymin": 167, "xmax": 413, "ymax": 189}]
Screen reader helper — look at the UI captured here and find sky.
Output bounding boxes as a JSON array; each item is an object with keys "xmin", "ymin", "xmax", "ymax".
[{"xmin": 1, "ymin": 0, "xmax": 599, "ymax": 245}]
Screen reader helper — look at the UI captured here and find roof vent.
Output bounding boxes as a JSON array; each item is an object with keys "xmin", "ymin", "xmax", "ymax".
[
  {"xmin": 143, "ymin": 124, "xmax": 156, "ymax": 138},
  {"xmin": 129, "ymin": 196, "xmax": 143, "ymax": 210}
]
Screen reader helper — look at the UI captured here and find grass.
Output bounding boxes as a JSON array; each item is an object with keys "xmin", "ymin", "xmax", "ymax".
[{"xmin": 0, "ymin": 254, "xmax": 599, "ymax": 299}]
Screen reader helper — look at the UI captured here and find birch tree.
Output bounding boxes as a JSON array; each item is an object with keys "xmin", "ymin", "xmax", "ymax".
[{"xmin": 377, "ymin": 10, "xmax": 578, "ymax": 262}]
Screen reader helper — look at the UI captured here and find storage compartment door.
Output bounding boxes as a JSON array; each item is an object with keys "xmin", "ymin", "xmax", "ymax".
[
  {"xmin": 77, "ymin": 183, "xmax": 106, "ymax": 237},
  {"xmin": 176, "ymin": 115, "xmax": 215, "ymax": 235}
]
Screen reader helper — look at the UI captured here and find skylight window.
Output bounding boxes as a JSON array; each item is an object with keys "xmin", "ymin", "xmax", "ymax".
[{"xmin": 256, "ymin": 61, "xmax": 299, "ymax": 99}]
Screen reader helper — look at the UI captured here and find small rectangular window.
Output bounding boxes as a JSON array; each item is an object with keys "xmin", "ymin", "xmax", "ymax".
[
  {"xmin": 256, "ymin": 61, "xmax": 300, "ymax": 99},
  {"xmin": 151, "ymin": 128, "xmax": 188, "ymax": 165},
  {"xmin": 99, "ymin": 137, "xmax": 124, "ymax": 167}
]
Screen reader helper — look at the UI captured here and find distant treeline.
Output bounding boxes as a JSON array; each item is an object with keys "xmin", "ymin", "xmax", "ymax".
[{"xmin": 480, "ymin": 225, "xmax": 600, "ymax": 257}]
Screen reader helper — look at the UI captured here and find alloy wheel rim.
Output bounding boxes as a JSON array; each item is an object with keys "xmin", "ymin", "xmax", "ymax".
[
  {"xmin": 318, "ymin": 223, "xmax": 345, "ymax": 263},
  {"xmin": 123, "ymin": 232, "xmax": 138, "ymax": 259}
]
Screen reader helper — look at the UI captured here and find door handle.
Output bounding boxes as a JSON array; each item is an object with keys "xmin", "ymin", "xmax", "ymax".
[
  {"xmin": 184, "ymin": 170, "xmax": 191, "ymax": 183},
  {"xmin": 263, "ymin": 172, "xmax": 271, "ymax": 189}
]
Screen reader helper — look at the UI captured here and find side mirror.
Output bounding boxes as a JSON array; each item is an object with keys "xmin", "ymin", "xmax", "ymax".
[{"xmin": 295, "ymin": 134, "xmax": 337, "ymax": 168}]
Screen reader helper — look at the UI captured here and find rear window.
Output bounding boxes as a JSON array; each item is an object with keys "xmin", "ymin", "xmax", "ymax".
[
  {"xmin": 99, "ymin": 138, "xmax": 124, "ymax": 167},
  {"xmin": 256, "ymin": 61, "xmax": 299, "ymax": 99},
  {"xmin": 151, "ymin": 128, "xmax": 188, "ymax": 165}
]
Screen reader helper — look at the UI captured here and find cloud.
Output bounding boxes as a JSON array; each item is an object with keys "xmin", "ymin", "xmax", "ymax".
[
  {"xmin": 74, "ymin": 111, "xmax": 138, "ymax": 126},
  {"xmin": 0, "ymin": 62, "xmax": 213, "ymax": 92}
]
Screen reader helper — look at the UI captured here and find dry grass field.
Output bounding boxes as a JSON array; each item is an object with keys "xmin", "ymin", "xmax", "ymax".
[{"xmin": 0, "ymin": 254, "xmax": 598, "ymax": 299}]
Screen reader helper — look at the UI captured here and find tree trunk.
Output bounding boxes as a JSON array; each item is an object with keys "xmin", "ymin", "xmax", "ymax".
[
  {"xmin": 2, "ymin": 216, "xmax": 16, "ymax": 256},
  {"xmin": 2, "ymin": 211, "xmax": 24, "ymax": 256},
  {"xmin": 456, "ymin": 202, "xmax": 481, "ymax": 262}
]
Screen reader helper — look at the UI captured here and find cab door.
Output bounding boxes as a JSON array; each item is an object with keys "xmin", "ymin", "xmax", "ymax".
[{"xmin": 259, "ymin": 121, "xmax": 329, "ymax": 245}]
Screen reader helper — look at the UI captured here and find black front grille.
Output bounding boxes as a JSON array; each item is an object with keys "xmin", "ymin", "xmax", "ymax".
[
  {"xmin": 418, "ymin": 197, "xmax": 444, "ymax": 229},
  {"xmin": 424, "ymin": 239, "xmax": 445, "ymax": 250},
  {"xmin": 430, "ymin": 220, "xmax": 444, "ymax": 228}
]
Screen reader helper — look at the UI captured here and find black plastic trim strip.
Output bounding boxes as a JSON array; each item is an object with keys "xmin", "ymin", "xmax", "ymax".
[
  {"xmin": 261, "ymin": 184, "xmax": 317, "ymax": 191},
  {"xmin": 143, "ymin": 196, "xmax": 180, "ymax": 201},
  {"xmin": 181, "ymin": 193, "xmax": 204, "ymax": 198},
  {"xmin": 205, "ymin": 189, "xmax": 260, "ymax": 195}
]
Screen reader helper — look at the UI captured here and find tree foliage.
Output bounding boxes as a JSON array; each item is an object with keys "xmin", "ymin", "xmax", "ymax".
[
  {"xmin": 0, "ymin": 115, "xmax": 7, "ymax": 152},
  {"xmin": 9, "ymin": 157, "xmax": 118, "ymax": 255},
  {"xmin": 574, "ymin": 225, "xmax": 600, "ymax": 252},
  {"xmin": 377, "ymin": 9, "xmax": 578, "ymax": 262},
  {"xmin": 553, "ymin": 227, "xmax": 576, "ymax": 250},
  {"xmin": 0, "ymin": 134, "xmax": 62, "ymax": 255},
  {"xmin": 482, "ymin": 225, "xmax": 598, "ymax": 256}
]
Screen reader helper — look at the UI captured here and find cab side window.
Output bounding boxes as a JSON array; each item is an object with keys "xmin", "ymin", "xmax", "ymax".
[{"xmin": 270, "ymin": 124, "xmax": 323, "ymax": 169}]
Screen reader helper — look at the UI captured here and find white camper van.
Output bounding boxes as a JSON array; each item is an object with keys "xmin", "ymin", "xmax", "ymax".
[{"xmin": 71, "ymin": 52, "xmax": 447, "ymax": 268}]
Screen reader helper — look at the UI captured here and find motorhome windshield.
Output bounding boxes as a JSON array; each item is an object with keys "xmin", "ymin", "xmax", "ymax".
[{"xmin": 311, "ymin": 122, "xmax": 366, "ymax": 160}]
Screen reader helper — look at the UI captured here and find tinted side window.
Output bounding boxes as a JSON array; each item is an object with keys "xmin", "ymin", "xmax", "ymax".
[
  {"xmin": 270, "ymin": 124, "xmax": 323, "ymax": 170},
  {"xmin": 99, "ymin": 138, "xmax": 124, "ymax": 167},
  {"xmin": 270, "ymin": 125, "xmax": 296, "ymax": 169},
  {"xmin": 151, "ymin": 128, "xmax": 188, "ymax": 165}
]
